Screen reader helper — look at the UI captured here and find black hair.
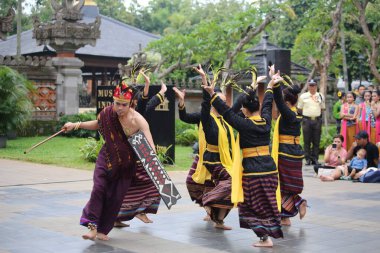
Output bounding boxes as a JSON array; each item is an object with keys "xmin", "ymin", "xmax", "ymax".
[
  {"xmin": 346, "ymin": 91, "xmax": 356, "ymax": 100},
  {"xmin": 242, "ymin": 89, "xmax": 260, "ymax": 113},
  {"xmin": 214, "ymin": 87, "xmax": 222, "ymax": 93},
  {"xmin": 333, "ymin": 134, "xmax": 344, "ymax": 143},
  {"xmin": 337, "ymin": 91, "xmax": 345, "ymax": 99},
  {"xmin": 363, "ymin": 90, "xmax": 372, "ymax": 102},
  {"xmin": 283, "ymin": 85, "xmax": 301, "ymax": 105}
]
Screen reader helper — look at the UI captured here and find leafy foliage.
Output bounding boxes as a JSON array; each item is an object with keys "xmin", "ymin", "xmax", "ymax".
[
  {"xmin": 57, "ymin": 112, "xmax": 97, "ymax": 138},
  {"xmin": 80, "ymin": 136, "xmax": 104, "ymax": 163},
  {"xmin": 156, "ymin": 144, "xmax": 173, "ymax": 164},
  {"xmin": 175, "ymin": 119, "xmax": 198, "ymax": 146},
  {"xmin": 0, "ymin": 66, "xmax": 34, "ymax": 135}
]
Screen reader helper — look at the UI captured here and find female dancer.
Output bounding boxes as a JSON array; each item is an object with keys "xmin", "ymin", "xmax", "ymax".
[
  {"xmin": 202, "ymin": 69, "xmax": 283, "ymax": 247},
  {"xmin": 172, "ymin": 86, "xmax": 215, "ymax": 221},
  {"xmin": 272, "ymin": 80, "xmax": 306, "ymax": 226},
  {"xmin": 193, "ymin": 66, "xmax": 236, "ymax": 230}
]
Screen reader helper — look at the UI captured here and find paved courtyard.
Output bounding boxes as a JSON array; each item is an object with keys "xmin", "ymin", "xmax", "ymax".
[{"xmin": 0, "ymin": 158, "xmax": 379, "ymax": 253}]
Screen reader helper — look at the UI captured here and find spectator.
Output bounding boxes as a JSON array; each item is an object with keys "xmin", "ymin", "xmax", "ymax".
[
  {"xmin": 298, "ymin": 79, "xmax": 325, "ymax": 165},
  {"xmin": 340, "ymin": 92, "xmax": 359, "ymax": 151},
  {"xmin": 358, "ymin": 90, "xmax": 372, "ymax": 134},
  {"xmin": 320, "ymin": 131, "xmax": 379, "ymax": 182},
  {"xmin": 347, "ymin": 131, "xmax": 379, "ymax": 168},
  {"xmin": 341, "ymin": 148, "xmax": 367, "ymax": 180},
  {"xmin": 314, "ymin": 134, "xmax": 347, "ymax": 174},
  {"xmin": 355, "ymin": 85, "xmax": 365, "ymax": 104},
  {"xmin": 332, "ymin": 91, "xmax": 345, "ymax": 134},
  {"xmin": 371, "ymin": 90, "xmax": 380, "ymax": 144}
]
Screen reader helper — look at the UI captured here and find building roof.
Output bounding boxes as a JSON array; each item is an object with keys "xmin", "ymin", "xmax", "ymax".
[{"xmin": 0, "ymin": 5, "xmax": 159, "ymax": 59}]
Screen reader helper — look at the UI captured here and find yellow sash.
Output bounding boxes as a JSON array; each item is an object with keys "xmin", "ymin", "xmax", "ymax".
[
  {"xmin": 210, "ymin": 113, "xmax": 236, "ymax": 176},
  {"xmin": 231, "ymin": 133, "xmax": 243, "ymax": 204},
  {"xmin": 231, "ymin": 115, "xmax": 262, "ymax": 204},
  {"xmin": 192, "ymin": 122, "xmax": 211, "ymax": 184},
  {"xmin": 192, "ymin": 113, "xmax": 235, "ymax": 183},
  {"xmin": 271, "ymin": 107, "xmax": 298, "ymax": 212}
]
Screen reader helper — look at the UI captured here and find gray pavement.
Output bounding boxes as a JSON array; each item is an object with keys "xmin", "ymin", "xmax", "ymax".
[{"xmin": 0, "ymin": 158, "xmax": 380, "ymax": 253}]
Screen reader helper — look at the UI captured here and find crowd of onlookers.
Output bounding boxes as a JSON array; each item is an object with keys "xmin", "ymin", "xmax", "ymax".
[{"xmin": 298, "ymin": 81, "xmax": 380, "ymax": 183}]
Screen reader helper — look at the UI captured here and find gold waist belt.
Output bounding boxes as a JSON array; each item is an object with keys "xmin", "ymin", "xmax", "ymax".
[
  {"xmin": 242, "ymin": 146, "xmax": 270, "ymax": 158},
  {"xmin": 206, "ymin": 144, "xmax": 219, "ymax": 153},
  {"xmin": 279, "ymin": 135, "xmax": 300, "ymax": 145}
]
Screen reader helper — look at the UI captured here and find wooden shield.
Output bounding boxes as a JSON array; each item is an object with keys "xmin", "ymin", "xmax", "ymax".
[{"xmin": 128, "ymin": 131, "xmax": 181, "ymax": 209}]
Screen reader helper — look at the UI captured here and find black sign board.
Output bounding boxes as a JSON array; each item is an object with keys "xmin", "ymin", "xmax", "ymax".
[
  {"xmin": 96, "ymin": 85, "xmax": 114, "ymax": 115},
  {"xmin": 145, "ymin": 85, "xmax": 175, "ymax": 164}
]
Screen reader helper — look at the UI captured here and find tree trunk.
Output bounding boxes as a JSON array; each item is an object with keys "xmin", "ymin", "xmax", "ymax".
[
  {"xmin": 369, "ymin": 47, "xmax": 380, "ymax": 83},
  {"xmin": 317, "ymin": 0, "xmax": 343, "ymax": 99},
  {"xmin": 320, "ymin": 66, "xmax": 330, "ymax": 130},
  {"xmin": 16, "ymin": 0, "xmax": 22, "ymax": 58},
  {"xmin": 340, "ymin": 25, "xmax": 349, "ymax": 91},
  {"xmin": 222, "ymin": 14, "xmax": 274, "ymax": 104},
  {"xmin": 354, "ymin": 0, "xmax": 380, "ymax": 83}
]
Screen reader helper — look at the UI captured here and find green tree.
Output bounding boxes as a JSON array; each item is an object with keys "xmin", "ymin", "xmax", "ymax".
[
  {"xmin": 352, "ymin": 0, "xmax": 380, "ymax": 84},
  {"xmin": 94, "ymin": 0, "xmax": 135, "ymax": 24}
]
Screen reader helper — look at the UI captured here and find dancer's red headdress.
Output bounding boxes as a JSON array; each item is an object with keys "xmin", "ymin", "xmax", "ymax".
[{"xmin": 113, "ymin": 80, "xmax": 134, "ymax": 102}]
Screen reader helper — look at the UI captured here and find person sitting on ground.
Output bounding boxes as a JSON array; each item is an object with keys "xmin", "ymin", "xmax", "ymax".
[
  {"xmin": 313, "ymin": 134, "xmax": 347, "ymax": 174},
  {"xmin": 320, "ymin": 131, "xmax": 378, "ymax": 182},
  {"xmin": 341, "ymin": 148, "xmax": 367, "ymax": 180}
]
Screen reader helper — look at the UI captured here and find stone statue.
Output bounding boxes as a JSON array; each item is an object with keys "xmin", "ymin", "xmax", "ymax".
[
  {"xmin": 0, "ymin": 7, "xmax": 15, "ymax": 40},
  {"xmin": 33, "ymin": 0, "xmax": 100, "ymax": 54},
  {"xmin": 51, "ymin": 0, "xmax": 85, "ymax": 21}
]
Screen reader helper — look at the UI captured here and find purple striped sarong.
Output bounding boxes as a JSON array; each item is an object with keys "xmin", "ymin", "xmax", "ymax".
[
  {"xmin": 186, "ymin": 155, "xmax": 215, "ymax": 206},
  {"xmin": 116, "ymin": 163, "xmax": 160, "ymax": 222},
  {"xmin": 80, "ymin": 106, "xmax": 137, "ymax": 235},
  {"xmin": 278, "ymin": 155, "xmax": 305, "ymax": 218},
  {"xmin": 202, "ymin": 164, "xmax": 233, "ymax": 223},
  {"xmin": 238, "ymin": 174, "xmax": 283, "ymax": 239}
]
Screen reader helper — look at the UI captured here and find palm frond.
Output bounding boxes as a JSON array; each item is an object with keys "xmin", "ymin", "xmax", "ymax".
[
  {"xmin": 246, "ymin": 66, "xmax": 259, "ymax": 89},
  {"xmin": 227, "ymin": 79, "xmax": 249, "ymax": 95},
  {"xmin": 281, "ymin": 74, "xmax": 294, "ymax": 87}
]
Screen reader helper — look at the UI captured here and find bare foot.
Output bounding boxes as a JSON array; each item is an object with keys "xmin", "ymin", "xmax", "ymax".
[
  {"xmin": 320, "ymin": 175, "xmax": 334, "ymax": 181},
  {"xmin": 82, "ymin": 229, "xmax": 97, "ymax": 240},
  {"xmin": 214, "ymin": 223, "xmax": 232, "ymax": 230},
  {"xmin": 203, "ymin": 215, "xmax": 211, "ymax": 221},
  {"xmin": 97, "ymin": 233, "xmax": 109, "ymax": 241},
  {"xmin": 281, "ymin": 218, "xmax": 291, "ymax": 226},
  {"xmin": 299, "ymin": 201, "xmax": 307, "ymax": 220},
  {"xmin": 114, "ymin": 221, "xmax": 130, "ymax": 228},
  {"xmin": 136, "ymin": 213, "xmax": 153, "ymax": 223},
  {"xmin": 253, "ymin": 237, "xmax": 273, "ymax": 248}
]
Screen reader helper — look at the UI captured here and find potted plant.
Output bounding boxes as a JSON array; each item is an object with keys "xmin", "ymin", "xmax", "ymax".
[{"xmin": 0, "ymin": 66, "xmax": 34, "ymax": 148}]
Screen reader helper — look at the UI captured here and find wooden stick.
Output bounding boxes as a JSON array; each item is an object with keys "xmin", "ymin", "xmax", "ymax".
[{"xmin": 24, "ymin": 129, "xmax": 65, "ymax": 154}]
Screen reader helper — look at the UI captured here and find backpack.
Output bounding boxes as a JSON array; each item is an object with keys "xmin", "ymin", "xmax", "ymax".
[{"xmin": 359, "ymin": 169, "xmax": 380, "ymax": 183}]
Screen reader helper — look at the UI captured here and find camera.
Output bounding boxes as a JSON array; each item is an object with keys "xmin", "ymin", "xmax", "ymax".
[{"xmin": 332, "ymin": 143, "xmax": 337, "ymax": 149}]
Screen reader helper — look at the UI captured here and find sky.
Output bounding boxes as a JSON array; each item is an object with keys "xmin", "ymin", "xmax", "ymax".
[{"xmin": 23, "ymin": 0, "xmax": 150, "ymax": 14}]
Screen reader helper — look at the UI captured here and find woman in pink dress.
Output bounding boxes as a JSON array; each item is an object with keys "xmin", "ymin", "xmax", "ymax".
[
  {"xmin": 313, "ymin": 134, "xmax": 348, "ymax": 174},
  {"xmin": 358, "ymin": 90, "xmax": 372, "ymax": 134},
  {"xmin": 371, "ymin": 90, "xmax": 380, "ymax": 145},
  {"xmin": 340, "ymin": 92, "xmax": 359, "ymax": 151}
]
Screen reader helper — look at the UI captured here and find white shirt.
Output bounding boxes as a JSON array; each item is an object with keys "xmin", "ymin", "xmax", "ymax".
[{"xmin": 297, "ymin": 91, "xmax": 325, "ymax": 117}]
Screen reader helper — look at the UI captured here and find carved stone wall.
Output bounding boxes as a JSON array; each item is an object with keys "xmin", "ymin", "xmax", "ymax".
[{"xmin": 1, "ymin": 55, "xmax": 58, "ymax": 120}]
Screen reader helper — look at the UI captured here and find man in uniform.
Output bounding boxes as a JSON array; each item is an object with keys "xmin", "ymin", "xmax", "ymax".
[{"xmin": 298, "ymin": 79, "xmax": 325, "ymax": 165}]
